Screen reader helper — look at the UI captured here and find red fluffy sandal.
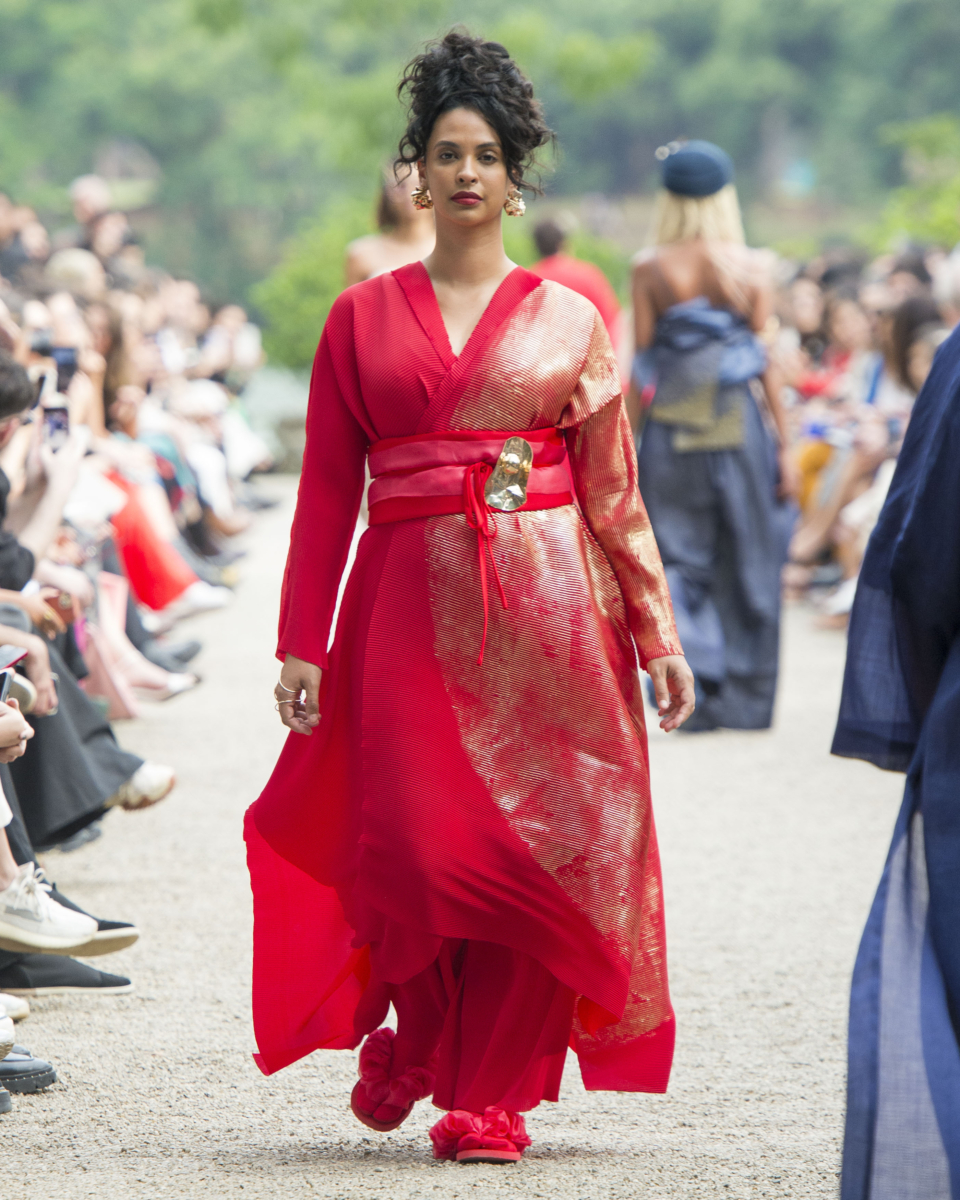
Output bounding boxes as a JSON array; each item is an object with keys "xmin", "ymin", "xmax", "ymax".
[
  {"xmin": 349, "ymin": 1027, "xmax": 436, "ymax": 1133},
  {"xmin": 429, "ymin": 1106, "xmax": 531, "ymax": 1164}
]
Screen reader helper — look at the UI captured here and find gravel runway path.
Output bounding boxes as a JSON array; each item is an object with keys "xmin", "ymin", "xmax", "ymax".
[{"xmin": 10, "ymin": 480, "xmax": 902, "ymax": 1199}]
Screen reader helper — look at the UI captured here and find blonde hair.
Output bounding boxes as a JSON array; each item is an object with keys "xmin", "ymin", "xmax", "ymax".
[{"xmin": 651, "ymin": 183, "xmax": 745, "ymax": 247}]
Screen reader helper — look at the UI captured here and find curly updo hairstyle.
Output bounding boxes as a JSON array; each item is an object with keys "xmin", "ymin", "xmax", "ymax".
[{"xmin": 396, "ymin": 30, "xmax": 554, "ymax": 194}]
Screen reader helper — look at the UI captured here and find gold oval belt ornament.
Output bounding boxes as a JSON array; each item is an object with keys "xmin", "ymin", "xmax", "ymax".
[{"xmin": 484, "ymin": 437, "xmax": 534, "ymax": 512}]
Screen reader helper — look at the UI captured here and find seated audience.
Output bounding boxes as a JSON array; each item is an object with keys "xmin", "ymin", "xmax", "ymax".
[
  {"xmin": 772, "ymin": 251, "xmax": 954, "ymax": 621},
  {"xmin": 0, "ymin": 172, "xmax": 275, "ymax": 1081}
]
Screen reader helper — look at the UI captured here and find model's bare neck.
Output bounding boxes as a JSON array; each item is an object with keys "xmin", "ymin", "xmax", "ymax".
[{"xmin": 425, "ymin": 218, "xmax": 512, "ymax": 288}]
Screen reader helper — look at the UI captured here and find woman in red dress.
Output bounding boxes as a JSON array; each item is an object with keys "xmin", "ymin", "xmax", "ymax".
[{"xmin": 246, "ymin": 31, "xmax": 695, "ymax": 1164}]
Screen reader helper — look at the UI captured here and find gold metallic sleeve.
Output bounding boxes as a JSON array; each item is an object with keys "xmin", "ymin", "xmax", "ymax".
[{"xmin": 562, "ymin": 314, "xmax": 683, "ymax": 668}]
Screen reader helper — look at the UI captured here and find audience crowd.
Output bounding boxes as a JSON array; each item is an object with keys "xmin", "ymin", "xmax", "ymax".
[
  {"xmin": 0, "ymin": 174, "xmax": 273, "ymax": 1111},
  {"xmin": 769, "ymin": 246, "xmax": 955, "ymax": 621}
]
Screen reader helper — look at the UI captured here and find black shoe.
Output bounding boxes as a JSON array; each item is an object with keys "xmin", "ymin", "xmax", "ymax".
[
  {"xmin": 45, "ymin": 884, "xmax": 140, "ymax": 957},
  {"xmin": 182, "ymin": 516, "xmax": 225, "ymax": 559},
  {"xmin": 204, "ymin": 547, "xmax": 246, "ymax": 567},
  {"xmin": 0, "ymin": 954, "xmax": 132, "ymax": 995},
  {"xmin": 238, "ymin": 493, "xmax": 280, "ymax": 512},
  {"xmin": 141, "ymin": 637, "xmax": 203, "ymax": 675},
  {"xmin": 1, "ymin": 1050, "xmax": 56, "ymax": 1093},
  {"xmin": 0, "ymin": 1085, "xmax": 11, "ymax": 1113},
  {"xmin": 173, "ymin": 538, "xmax": 230, "ymax": 587},
  {"xmin": 167, "ymin": 639, "xmax": 203, "ymax": 666},
  {"xmin": 50, "ymin": 820, "xmax": 103, "ymax": 854}
]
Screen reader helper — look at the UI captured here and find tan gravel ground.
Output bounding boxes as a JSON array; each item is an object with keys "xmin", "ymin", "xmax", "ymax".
[{"xmin": 8, "ymin": 478, "xmax": 902, "ymax": 1199}]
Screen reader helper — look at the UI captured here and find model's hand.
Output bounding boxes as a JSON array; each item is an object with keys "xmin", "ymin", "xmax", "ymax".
[
  {"xmin": 276, "ymin": 654, "xmax": 322, "ymax": 736},
  {"xmin": 647, "ymin": 654, "xmax": 696, "ymax": 732}
]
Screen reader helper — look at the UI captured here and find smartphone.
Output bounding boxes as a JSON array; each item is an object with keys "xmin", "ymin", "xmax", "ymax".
[
  {"xmin": 26, "ymin": 363, "xmax": 56, "ymax": 411},
  {"xmin": 50, "ymin": 346, "xmax": 79, "ymax": 394},
  {"xmin": 43, "ymin": 405, "xmax": 70, "ymax": 451},
  {"xmin": 29, "ymin": 329, "xmax": 54, "ymax": 357},
  {"xmin": 0, "ymin": 645, "xmax": 28, "ymax": 705},
  {"xmin": 0, "ymin": 645, "xmax": 28, "ymax": 672}
]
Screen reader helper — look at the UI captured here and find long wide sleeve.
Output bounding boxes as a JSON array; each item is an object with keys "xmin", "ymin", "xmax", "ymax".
[
  {"xmin": 562, "ymin": 311, "xmax": 682, "ymax": 668},
  {"xmin": 277, "ymin": 315, "xmax": 368, "ymax": 668}
]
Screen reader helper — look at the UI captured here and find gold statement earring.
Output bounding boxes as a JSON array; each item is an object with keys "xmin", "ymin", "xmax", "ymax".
[
  {"xmin": 504, "ymin": 187, "xmax": 525, "ymax": 217},
  {"xmin": 411, "ymin": 179, "xmax": 433, "ymax": 210}
]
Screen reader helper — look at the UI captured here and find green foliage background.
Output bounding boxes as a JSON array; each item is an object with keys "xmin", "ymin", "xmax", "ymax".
[
  {"xmin": 4, "ymin": 0, "xmax": 960, "ymax": 361},
  {"xmin": 874, "ymin": 115, "xmax": 960, "ymax": 250}
]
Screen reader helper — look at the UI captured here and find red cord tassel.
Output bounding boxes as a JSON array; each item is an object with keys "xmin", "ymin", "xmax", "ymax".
[{"xmin": 463, "ymin": 463, "xmax": 509, "ymax": 665}]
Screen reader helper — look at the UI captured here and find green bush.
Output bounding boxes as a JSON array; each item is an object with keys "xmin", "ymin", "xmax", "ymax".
[
  {"xmin": 251, "ymin": 203, "xmax": 373, "ymax": 371},
  {"xmin": 874, "ymin": 115, "xmax": 960, "ymax": 249}
]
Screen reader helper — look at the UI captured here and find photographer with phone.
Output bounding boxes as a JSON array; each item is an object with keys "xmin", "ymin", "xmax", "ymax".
[{"xmin": 0, "ymin": 363, "xmax": 90, "ymax": 570}]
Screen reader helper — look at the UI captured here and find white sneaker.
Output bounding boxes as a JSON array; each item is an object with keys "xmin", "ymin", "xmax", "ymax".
[
  {"xmin": 159, "ymin": 581, "xmax": 232, "ymax": 622},
  {"xmin": 0, "ymin": 865, "xmax": 98, "ymax": 952},
  {"xmin": 139, "ymin": 608, "xmax": 176, "ymax": 636},
  {"xmin": 822, "ymin": 574, "xmax": 859, "ymax": 617},
  {"xmin": 0, "ymin": 1015, "xmax": 14, "ymax": 1058},
  {"xmin": 0, "ymin": 993, "xmax": 30, "ymax": 1021},
  {"xmin": 107, "ymin": 762, "xmax": 176, "ymax": 810}
]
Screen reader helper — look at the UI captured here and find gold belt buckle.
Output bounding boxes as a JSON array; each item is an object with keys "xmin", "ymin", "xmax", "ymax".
[{"xmin": 484, "ymin": 437, "xmax": 534, "ymax": 512}]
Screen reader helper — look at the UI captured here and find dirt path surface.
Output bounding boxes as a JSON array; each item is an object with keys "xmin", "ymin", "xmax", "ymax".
[{"xmin": 11, "ymin": 480, "xmax": 902, "ymax": 1199}]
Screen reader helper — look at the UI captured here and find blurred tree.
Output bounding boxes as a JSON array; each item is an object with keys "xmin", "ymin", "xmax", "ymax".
[
  {"xmin": 250, "ymin": 201, "xmax": 371, "ymax": 369},
  {"xmin": 0, "ymin": 0, "xmax": 654, "ymax": 306},
  {"xmin": 3, "ymin": 0, "xmax": 960, "ymax": 318},
  {"xmin": 875, "ymin": 115, "xmax": 960, "ymax": 248}
]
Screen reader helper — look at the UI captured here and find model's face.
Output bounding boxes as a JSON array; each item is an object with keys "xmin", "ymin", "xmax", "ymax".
[{"xmin": 420, "ymin": 107, "xmax": 509, "ymax": 227}]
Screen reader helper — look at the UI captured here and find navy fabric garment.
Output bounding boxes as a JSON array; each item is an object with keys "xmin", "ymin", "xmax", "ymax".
[
  {"xmin": 834, "ymin": 324, "xmax": 960, "ymax": 1200},
  {"xmin": 635, "ymin": 297, "xmax": 768, "ymax": 397},
  {"xmin": 636, "ymin": 301, "xmax": 794, "ymax": 730}
]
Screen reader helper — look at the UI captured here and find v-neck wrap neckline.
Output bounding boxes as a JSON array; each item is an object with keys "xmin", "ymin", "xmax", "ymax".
[{"xmin": 392, "ymin": 261, "xmax": 543, "ymax": 435}]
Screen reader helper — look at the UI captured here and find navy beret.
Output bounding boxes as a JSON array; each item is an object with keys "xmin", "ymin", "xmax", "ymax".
[{"xmin": 659, "ymin": 140, "xmax": 734, "ymax": 197}]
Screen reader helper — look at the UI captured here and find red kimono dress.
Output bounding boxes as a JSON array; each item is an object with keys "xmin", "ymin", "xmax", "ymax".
[{"xmin": 246, "ymin": 262, "xmax": 684, "ymax": 1114}]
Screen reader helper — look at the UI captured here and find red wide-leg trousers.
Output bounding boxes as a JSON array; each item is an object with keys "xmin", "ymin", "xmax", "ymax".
[{"xmin": 355, "ymin": 939, "xmax": 576, "ymax": 1113}]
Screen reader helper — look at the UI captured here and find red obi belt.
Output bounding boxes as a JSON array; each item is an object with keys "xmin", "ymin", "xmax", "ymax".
[{"xmin": 367, "ymin": 428, "xmax": 573, "ymax": 663}]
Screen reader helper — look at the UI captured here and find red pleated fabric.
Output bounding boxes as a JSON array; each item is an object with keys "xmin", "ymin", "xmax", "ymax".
[{"xmin": 247, "ymin": 264, "xmax": 683, "ymax": 1103}]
